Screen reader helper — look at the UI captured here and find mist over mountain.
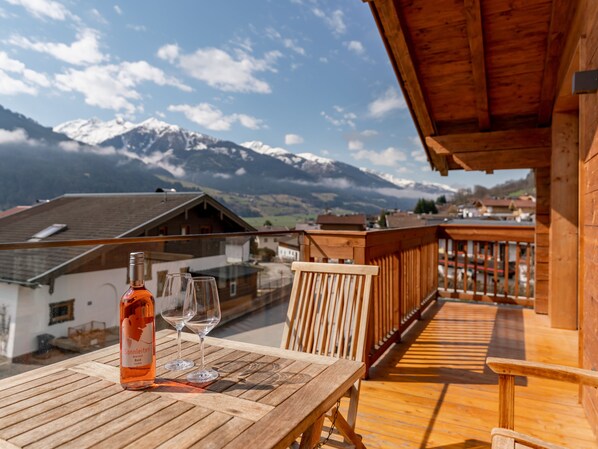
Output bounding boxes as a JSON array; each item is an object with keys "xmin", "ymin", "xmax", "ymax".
[{"xmin": 0, "ymin": 104, "xmax": 456, "ymax": 215}]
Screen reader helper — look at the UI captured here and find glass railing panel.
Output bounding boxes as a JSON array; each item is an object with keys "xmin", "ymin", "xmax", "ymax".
[{"xmin": 0, "ymin": 232, "xmax": 298, "ymax": 379}]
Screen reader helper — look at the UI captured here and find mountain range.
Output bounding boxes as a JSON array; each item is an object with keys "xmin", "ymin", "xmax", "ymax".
[{"xmin": 0, "ymin": 104, "xmax": 455, "ymax": 216}]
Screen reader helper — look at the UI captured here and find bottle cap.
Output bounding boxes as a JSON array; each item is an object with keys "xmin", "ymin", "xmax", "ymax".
[{"xmin": 130, "ymin": 252, "xmax": 144, "ymax": 265}]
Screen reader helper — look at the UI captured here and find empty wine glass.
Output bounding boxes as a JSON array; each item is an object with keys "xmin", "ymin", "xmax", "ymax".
[
  {"xmin": 160, "ymin": 272, "xmax": 195, "ymax": 371},
  {"xmin": 184, "ymin": 276, "xmax": 221, "ymax": 383}
]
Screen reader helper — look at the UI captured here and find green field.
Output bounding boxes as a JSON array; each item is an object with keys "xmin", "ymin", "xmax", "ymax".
[{"xmin": 242, "ymin": 214, "xmax": 317, "ymax": 228}]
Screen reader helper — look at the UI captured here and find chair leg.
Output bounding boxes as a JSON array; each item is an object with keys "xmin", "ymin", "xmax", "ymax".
[
  {"xmin": 325, "ymin": 411, "xmax": 366, "ymax": 449},
  {"xmin": 346, "ymin": 381, "xmax": 360, "ymax": 429}
]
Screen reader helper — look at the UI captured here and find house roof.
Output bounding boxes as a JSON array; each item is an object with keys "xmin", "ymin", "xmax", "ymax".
[
  {"xmin": 316, "ymin": 214, "xmax": 367, "ymax": 226},
  {"xmin": 0, "ymin": 192, "xmax": 255, "ymax": 285},
  {"xmin": 475, "ymin": 198, "xmax": 536, "ymax": 209},
  {"xmin": 385, "ymin": 213, "xmax": 425, "ymax": 229},
  {"xmin": 0, "ymin": 206, "xmax": 30, "ymax": 219},
  {"xmin": 366, "ymin": 0, "xmax": 579, "ymax": 174},
  {"xmin": 190, "ymin": 264, "xmax": 261, "ymax": 281}
]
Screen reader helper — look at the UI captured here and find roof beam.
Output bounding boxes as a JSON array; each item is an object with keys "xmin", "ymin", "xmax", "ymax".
[
  {"xmin": 464, "ymin": 0, "xmax": 490, "ymax": 131},
  {"xmin": 426, "ymin": 128, "xmax": 551, "ymax": 171},
  {"xmin": 370, "ymin": 0, "xmax": 436, "ymax": 137},
  {"xmin": 537, "ymin": 0, "xmax": 578, "ymax": 125}
]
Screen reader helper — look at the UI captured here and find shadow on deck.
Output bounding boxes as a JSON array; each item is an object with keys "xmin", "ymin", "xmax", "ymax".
[{"xmin": 356, "ymin": 300, "xmax": 596, "ymax": 449}]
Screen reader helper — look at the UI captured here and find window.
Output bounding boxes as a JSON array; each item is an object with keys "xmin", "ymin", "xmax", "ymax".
[
  {"xmin": 49, "ymin": 299, "xmax": 74, "ymax": 325},
  {"xmin": 157, "ymin": 270, "xmax": 168, "ymax": 297},
  {"xmin": 181, "ymin": 225, "xmax": 190, "ymax": 235},
  {"xmin": 158, "ymin": 226, "xmax": 168, "ymax": 236},
  {"xmin": 230, "ymin": 280, "xmax": 237, "ymax": 297},
  {"xmin": 29, "ymin": 224, "xmax": 67, "ymax": 242},
  {"xmin": 199, "ymin": 225, "xmax": 211, "ymax": 234},
  {"xmin": 264, "ymin": 238, "xmax": 269, "ymax": 243}
]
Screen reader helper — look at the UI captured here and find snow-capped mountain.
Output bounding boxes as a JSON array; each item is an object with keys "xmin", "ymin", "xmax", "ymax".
[
  {"xmin": 361, "ymin": 168, "xmax": 457, "ymax": 195},
  {"xmin": 54, "ymin": 117, "xmax": 136, "ymax": 145},
  {"xmin": 52, "ymin": 116, "xmax": 455, "ymax": 213},
  {"xmin": 241, "ymin": 141, "xmax": 395, "ymax": 188}
]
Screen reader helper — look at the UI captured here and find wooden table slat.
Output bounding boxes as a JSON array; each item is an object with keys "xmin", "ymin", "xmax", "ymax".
[
  {"xmin": 121, "ymin": 406, "xmax": 212, "ymax": 449},
  {"xmin": 154, "ymin": 412, "xmax": 232, "ymax": 449},
  {"xmin": 0, "ymin": 332, "xmax": 364, "ymax": 449},
  {"xmin": 9, "ymin": 391, "xmax": 151, "ymax": 448},
  {"xmin": 0, "ymin": 380, "xmax": 116, "ymax": 436},
  {"xmin": 31, "ymin": 396, "xmax": 173, "ymax": 449}
]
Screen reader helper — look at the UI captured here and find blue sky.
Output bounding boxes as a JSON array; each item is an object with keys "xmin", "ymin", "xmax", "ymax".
[{"xmin": 0, "ymin": 0, "xmax": 529, "ymax": 189}]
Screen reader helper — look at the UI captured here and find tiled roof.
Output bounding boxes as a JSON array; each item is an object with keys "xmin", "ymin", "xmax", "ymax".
[
  {"xmin": 316, "ymin": 214, "xmax": 367, "ymax": 225},
  {"xmin": 0, "ymin": 193, "xmax": 250, "ymax": 284}
]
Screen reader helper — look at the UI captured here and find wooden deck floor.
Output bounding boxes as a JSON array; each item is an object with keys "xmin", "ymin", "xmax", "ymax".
[{"xmin": 353, "ymin": 300, "xmax": 597, "ymax": 449}]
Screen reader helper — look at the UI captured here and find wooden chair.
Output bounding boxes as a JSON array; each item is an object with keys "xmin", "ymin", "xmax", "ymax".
[
  {"xmin": 282, "ymin": 261, "xmax": 379, "ymax": 449},
  {"xmin": 486, "ymin": 357, "xmax": 598, "ymax": 449}
]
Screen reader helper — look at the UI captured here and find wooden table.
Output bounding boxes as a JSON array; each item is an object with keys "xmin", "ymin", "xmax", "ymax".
[{"xmin": 0, "ymin": 330, "xmax": 364, "ymax": 449}]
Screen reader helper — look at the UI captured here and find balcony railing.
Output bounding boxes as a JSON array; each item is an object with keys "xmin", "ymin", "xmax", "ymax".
[
  {"xmin": 301, "ymin": 224, "xmax": 535, "ymax": 373},
  {"xmin": 0, "ymin": 224, "xmax": 535, "ymax": 379}
]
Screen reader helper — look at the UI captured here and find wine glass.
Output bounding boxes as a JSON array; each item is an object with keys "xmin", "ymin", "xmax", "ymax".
[
  {"xmin": 184, "ymin": 277, "xmax": 221, "ymax": 383},
  {"xmin": 160, "ymin": 273, "xmax": 195, "ymax": 371}
]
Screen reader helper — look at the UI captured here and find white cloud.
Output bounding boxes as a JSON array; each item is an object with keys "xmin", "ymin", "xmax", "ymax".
[
  {"xmin": 321, "ymin": 108, "xmax": 356, "ymax": 129},
  {"xmin": 0, "ymin": 51, "xmax": 49, "ymax": 95},
  {"xmin": 368, "ymin": 87, "xmax": 407, "ymax": 118},
  {"xmin": 168, "ymin": 103, "xmax": 264, "ymax": 131},
  {"xmin": 361, "ymin": 129, "xmax": 378, "ymax": 137},
  {"xmin": 348, "ymin": 139, "xmax": 364, "ymax": 151},
  {"xmin": 157, "ymin": 44, "xmax": 180, "ymax": 63},
  {"xmin": 173, "ymin": 47, "xmax": 281, "ymax": 94},
  {"xmin": 285, "ymin": 134, "xmax": 304, "ymax": 145},
  {"xmin": 410, "ymin": 149, "xmax": 428, "ymax": 163},
  {"xmin": 346, "ymin": 40, "xmax": 365, "ymax": 56},
  {"xmin": 55, "ymin": 61, "xmax": 191, "ymax": 113},
  {"xmin": 127, "ymin": 24, "xmax": 146, "ymax": 32},
  {"xmin": 91, "ymin": 8, "xmax": 107, "ymax": 24},
  {"xmin": 113, "ymin": 5, "xmax": 122, "ymax": 15},
  {"xmin": 313, "ymin": 8, "xmax": 346, "ymax": 35},
  {"xmin": 6, "ymin": 0, "xmax": 73, "ymax": 20},
  {"xmin": 0, "ymin": 128, "xmax": 33, "ymax": 145},
  {"xmin": 352, "ymin": 147, "xmax": 407, "ymax": 167},
  {"xmin": 319, "ymin": 57, "xmax": 328, "ymax": 63},
  {"xmin": 235, "ymin": 167, "xmax": 246, "ymax": 176},
  {"xmin": 265, "ymin": 28, "xmax": 305, "ymax": 56},
  {"xmin": 10, "ymin": 29, "xmax": 106, "ymax": 66}
]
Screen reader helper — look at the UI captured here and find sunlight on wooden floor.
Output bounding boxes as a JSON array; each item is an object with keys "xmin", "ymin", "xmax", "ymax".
[{"xmin": 351, "ymin": 300, "xmax": 597, "ymax": 449}]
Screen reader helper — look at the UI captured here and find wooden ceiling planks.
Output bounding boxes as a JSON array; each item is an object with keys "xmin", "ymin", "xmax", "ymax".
[
  {"xmin": 366, "ymin": 0, "xmax": 578, "ymax": 174},
  {"xmin": 464, "ymin": 0, "xmax": 490, "ymax": 130}
]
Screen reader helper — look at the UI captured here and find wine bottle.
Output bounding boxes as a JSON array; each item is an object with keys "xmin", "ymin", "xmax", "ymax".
[{"xmin": 120, "ymin": 252, "xmax": 156, "ymax": 390}]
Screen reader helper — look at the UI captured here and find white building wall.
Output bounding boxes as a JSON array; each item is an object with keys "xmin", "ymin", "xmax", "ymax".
[
  {"xmin": 6, "ymin": 254, "xmax": 229, "ymax": 358},
  {"xmin": 0, "ymin": 283, "xmax": 19, "ymax": 358},
  {"xmin": 278, "ymin": 246, "xmax": 299, "ymax": 261},
  {"xmin": 225, "ymin": 242, "xmax": 250, "ymax": 263}
]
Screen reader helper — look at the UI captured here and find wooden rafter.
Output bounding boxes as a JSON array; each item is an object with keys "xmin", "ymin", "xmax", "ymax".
[
  {"xmin": 537, "ymin": 0, "xmax": 578, "ymax": 125},
  {"xmin": 464, "ymin": 0, "xmax": 490, "ymax": 131},
  {"xmin": 368, "ymin": 0, "xmax": 449, "ymax": 174},
  {"xmin": 425, "ymin": 129, "xmax": 551, "ymax": 171}
]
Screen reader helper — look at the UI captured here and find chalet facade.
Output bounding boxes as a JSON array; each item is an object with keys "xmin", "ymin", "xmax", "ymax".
[
  {"xmin": 316, "ymin": 214, "xmax": 367, "ymax": 231},
  {"xmin": 0, "ymin": 192, "xmax": 255, "ymax": 359},
  {"xmin": 365, "ymin": 0, "xmax": 598, "ymax": 433}
]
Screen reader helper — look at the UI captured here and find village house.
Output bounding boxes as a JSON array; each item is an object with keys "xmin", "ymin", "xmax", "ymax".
[
  {"xmin": 316, "ymin": 213, "xmax": 367, "ymax": 231},
  {"xmin": 0, "ymin": 192, "xmax": 255, "ymax": 359}
]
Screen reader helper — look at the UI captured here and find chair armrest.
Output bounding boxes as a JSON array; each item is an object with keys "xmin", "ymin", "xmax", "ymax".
[
  {"xmin": 486, "ymin": 357, "xmax": 598, "ymax": 388},
  {"xmin": 491, "ymin": 428, "xmax": 568, "ymax": 449}
]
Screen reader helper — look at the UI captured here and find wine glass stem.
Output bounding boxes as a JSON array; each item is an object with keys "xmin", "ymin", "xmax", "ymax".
[
  {"xmin": 199, "ymin": 335, "xmax": 205, "ymax": 371},
  {"xmin": 176, "ymin": 327, "xmax": 182, "ymax": 360}
]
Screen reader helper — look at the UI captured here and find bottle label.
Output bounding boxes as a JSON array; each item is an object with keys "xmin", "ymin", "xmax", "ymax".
[{"xmin": 121, "ymin": 313, "xmax": 153, "ymax": 368}]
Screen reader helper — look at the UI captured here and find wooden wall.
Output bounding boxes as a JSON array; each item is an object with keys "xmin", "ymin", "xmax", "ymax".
[{"xmin": 580, "ymin": 0, "xmax": 598, "ymax": 434}]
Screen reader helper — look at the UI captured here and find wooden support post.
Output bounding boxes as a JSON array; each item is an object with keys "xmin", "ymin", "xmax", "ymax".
[
  {"xmin": 535, "ymin": 167, "xmax": 550, "ymax": 314},
  {"xmin": 498, "ymin": 374, "xmax": 515, "ymax": 430},
  {"xmin": 549, "ymin": 112, "xmax": 579, "ymax": 329}
]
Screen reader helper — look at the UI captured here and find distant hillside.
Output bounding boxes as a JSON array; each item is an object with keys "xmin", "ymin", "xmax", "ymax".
[{"xmin": 450, "ymin": 171, "xmax": 535, "ymax": 204}]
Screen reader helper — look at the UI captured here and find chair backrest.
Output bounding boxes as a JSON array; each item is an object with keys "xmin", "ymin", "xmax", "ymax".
[{"xmin": 281, "ymin": 261, "xmax": 379, "ymax": 362}]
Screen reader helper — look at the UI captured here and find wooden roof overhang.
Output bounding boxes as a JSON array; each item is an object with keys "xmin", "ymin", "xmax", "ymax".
[{"xmin": 364, "ymin": 0, "xmax": 581, "ymax": 174}]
